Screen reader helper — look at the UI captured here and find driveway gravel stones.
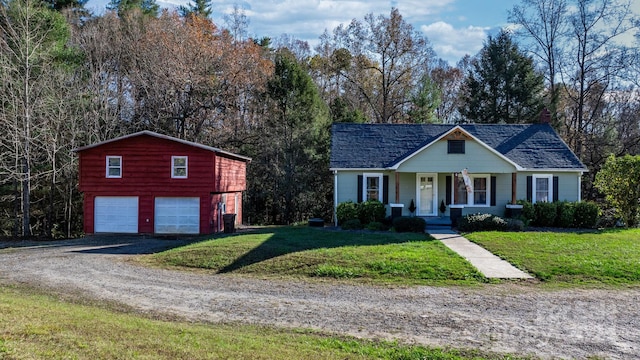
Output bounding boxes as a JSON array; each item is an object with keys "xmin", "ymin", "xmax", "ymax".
[{"xmin": 1, "ymin": 236, "xmax": 639, "ymax": 359}]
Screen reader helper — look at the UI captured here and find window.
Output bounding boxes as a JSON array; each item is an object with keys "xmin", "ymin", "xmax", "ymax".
[
  {"xmin": 452, "ymin": 173, "xmax": 489, "ymax": 206},
  {"xmin": 533, "ymin": 174, "xmax": 553, "ymax": 203},
  {"xmin": 106, "ymin": 156, "xmax": 122, "ymax": 178},
  {"xmin": 363, "ymin": 173, "xmax": 383, "ymax": 202},
  {"xmin": 172, "ymin": 156, "xmax": 188, "ymax": 178},
  {"xmin": 448, "ymin": 140, "xmax": 465, "ymax": 154},
  {"xmin": 474, "ymin": 177, "xmax": 487, "ymax": 205},
  {"xmin": 453, "ymin": 174, "xmax": 468, "ymax": 205}
]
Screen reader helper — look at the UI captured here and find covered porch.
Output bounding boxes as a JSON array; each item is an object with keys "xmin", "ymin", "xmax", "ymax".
[{"xmin": 387, "ymin": 171, "xmax": 520, "ymax": 220}]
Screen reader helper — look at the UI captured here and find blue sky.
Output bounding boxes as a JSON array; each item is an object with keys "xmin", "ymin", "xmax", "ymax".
[{"xmin": 82, "ymin": 0, "xmax": 631, "ymax": 65}]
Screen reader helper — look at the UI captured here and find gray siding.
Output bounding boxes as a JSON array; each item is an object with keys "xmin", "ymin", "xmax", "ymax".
[
  {"xmin": 516, "ymin": 172, "xmax": 581, "ymax": 202},
  {"xmin": 397, "ymin": 139, "xmax": 517, "ymax": 173},
  {"xmin": 335, "ymin": 170, "xmax": 583, "ymax": 221}
]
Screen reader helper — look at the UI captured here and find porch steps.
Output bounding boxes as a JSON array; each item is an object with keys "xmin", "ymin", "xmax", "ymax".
[{"xmin": 423, "ymin": 216, "xmax": 452, "ymax": 231}]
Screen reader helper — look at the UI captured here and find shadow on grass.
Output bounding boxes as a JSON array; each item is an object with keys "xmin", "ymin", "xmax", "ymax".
[{"xmin": 217, "ymin": 227, "xmax": 429, "ymax": 274}]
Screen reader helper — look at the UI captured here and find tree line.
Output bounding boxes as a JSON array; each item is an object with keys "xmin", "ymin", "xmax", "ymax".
[{"xmin": 1, "ymin": 0, "xmax": 638, "ymax": 237}]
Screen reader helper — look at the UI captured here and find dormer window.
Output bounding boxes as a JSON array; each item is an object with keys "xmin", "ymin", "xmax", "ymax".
[
  {"xmin": 106, "ymin": 156, "xmax": 122, "ymax": 178},
  {"xmin": 172, "ymin": 156, "xmax": 188, "ymax": 178},
  {"xmin": 448, "ymin": 140, "xmax": 465, "ymax": 154}
]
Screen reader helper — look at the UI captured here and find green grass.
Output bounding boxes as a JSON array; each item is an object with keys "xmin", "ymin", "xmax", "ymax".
[
  {"xmin": 145, "ymin": 226, "xmax": 485, "ymax": 285},
  {"xmin": 466, "ymin": 228, "xmax": 640, "ymax": 285},
  {"xmin": 0, "ymin": 285, "xmax": 522, "ymax": 360}
]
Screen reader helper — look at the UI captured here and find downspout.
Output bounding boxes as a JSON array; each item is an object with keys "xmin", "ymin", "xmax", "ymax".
[
  {"xmin": 334, "ymin": 170, "xmax": 338, "ymax": 226},
  {"xmin": 578, "ymin": 173, "xmax": 582, "ymax": 202}
]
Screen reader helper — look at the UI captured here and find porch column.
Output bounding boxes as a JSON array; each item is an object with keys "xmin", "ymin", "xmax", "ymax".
[
  {"xmin": 511, "ymin": 173, "xmax": 517, "ymax": 205},
  {"xmin": 395, "ymin": 172, "xmax": 400, "ymax": 203}
]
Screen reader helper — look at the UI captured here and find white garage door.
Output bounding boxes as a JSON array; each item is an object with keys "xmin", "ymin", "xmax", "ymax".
[
  {"xmin": 155, "ymin": 197, "xmax": 200, "ymax": 234},
  {"xmin": 94, "ymin": 196, "xmax": 138, "ymax": 233}
]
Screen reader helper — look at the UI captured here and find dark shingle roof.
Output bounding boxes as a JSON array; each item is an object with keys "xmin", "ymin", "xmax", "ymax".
[{"xmin": 329, "ymin": 123, "xmax": 586, "ymax": 170}]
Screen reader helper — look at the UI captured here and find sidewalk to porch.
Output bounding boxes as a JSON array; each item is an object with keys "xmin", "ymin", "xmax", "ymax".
[{"xmin": 427, "ymin": 229, "xmax": 533, "ymax": 279}]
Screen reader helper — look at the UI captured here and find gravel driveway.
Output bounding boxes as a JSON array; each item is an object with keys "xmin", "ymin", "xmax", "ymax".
[{"xmin": 1, "ymin": 236, "xmax": 638, "ymax": 359}]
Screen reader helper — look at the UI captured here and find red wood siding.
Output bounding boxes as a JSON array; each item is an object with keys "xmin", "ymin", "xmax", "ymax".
[
  {"xmin": 78, "ymin": 135, "xmax": 218, "ymax": 194},
  {"xmin": 215, "ymin": 155, "xmax": 247, "ymax": 192},
  {"xmin": 210, "ymin": 192, "xmax": 243, "ymax": 232},
  {"xmin": 77, "ymin": 134, "xmax": 248, "ymax": 234}
]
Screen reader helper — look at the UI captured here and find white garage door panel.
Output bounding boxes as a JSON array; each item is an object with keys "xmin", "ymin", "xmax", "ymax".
[
  {"xmin": 94, "ymin": 196, "xmax": 138, "ymax": 233},
  {"xmin": 155, "ymin": 197, "xmax": 200, "ymax": 234}
]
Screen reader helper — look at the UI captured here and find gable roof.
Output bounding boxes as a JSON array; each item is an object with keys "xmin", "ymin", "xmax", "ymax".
[
  {"xmin": 329, "ymin": 123, "xmax": 586, "ymax": 171},
  {"xmin": 73, "ymin": 130, "xmax": 251, "ymax": 162}
]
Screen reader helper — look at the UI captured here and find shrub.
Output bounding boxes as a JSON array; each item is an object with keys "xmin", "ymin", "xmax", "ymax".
[
  {"xmin": 533, "ymin": 202, "xmax": 557, "ymax": 227},
  {"xmin": 392, "ymin": 216, "xmax": 426, "ymax": 233},
  {"xmin": 555, "ymin": 201, "xmax": 575, "ymax": 228},
  {"xmin": 366, "ymin": 221, "xmax": 388, "ymax": 231},
  {"xmin": 336, "ymin": 201, "xmax": 359, "ymax": 225},
  {"xmin": 596, "ymin": 207, "xmax": 620, "ymax": 228},
  {"xmin": 573, "ymin": 201, "xmax": 600, "ymax": 228},
  {"xmin": 505, "ymin": 218, "xmax": 525, "ymax": 232},
  {"xmin": 594, "ymin": 154, "xmax": 640, "ymax": 227},
  {"xmin": 341, "ymin": 219, "xmax": 363, "ymax": 230},
  {"xmin": 517, "ymin": 200, "xmax": 535, "ymax": 224},
  {"xmin": 358, "ymin": 200, "xmax": 386, "ymax": 224},
  {"xmin": 458, "ymin": 213, "xmax": 507, "ymax": 232}
]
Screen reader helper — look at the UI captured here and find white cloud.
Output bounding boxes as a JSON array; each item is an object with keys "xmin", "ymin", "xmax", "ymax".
[
  {"xmin": 201, "ymin": 0, "xmax": 456, "ymax": 51},
  {"xmin": 421, "ymin": 21, "xmax": 490, "ymax": 64},
  {"xmin": 85, "ymin": 0, "xmax": 504, "ymax": 63}
]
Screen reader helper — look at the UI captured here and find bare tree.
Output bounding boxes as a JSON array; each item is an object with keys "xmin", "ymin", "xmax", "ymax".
[
  {"xmin": 509, "ymin": 0, "xmax": 568, "ymax": 125},
  {"xmin": 0, "ymin": 0, "xmax": 71, "ymax": 236},
  {"xmin": 322, "ymin": 8, "xmax": 435, "ymax": 123},
  {"xmin": 561, "ymin": 0, "xmax": 638, "ymax": 159}
]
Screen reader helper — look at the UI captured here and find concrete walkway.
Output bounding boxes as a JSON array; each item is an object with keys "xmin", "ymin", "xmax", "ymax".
[{"xmin": 428, "ymin": 229, "xmax": 533, "ymax": 279}]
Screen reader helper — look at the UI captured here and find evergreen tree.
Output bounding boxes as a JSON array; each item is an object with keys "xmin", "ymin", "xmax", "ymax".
[
  {"xmin": 247, "ymin": 49, "xmax": 331, "ymax": 224},
  {"xmin": 408, "ymin": 75, "xmax": 442, "ymax": 123},
  {"xmin": 106, "ymin": 0, "xmax": 158, "ymax": 17},
  {"xmin": 43, "ymin": 0, "xmax": 87, "ymax": 11},
  {"xmin": 459, "ymin": 30, "xmax": 545, "ymax": 124},
  {"xmin": 178, "ymin": 0, "xmax": 212, "ymax": 18}
]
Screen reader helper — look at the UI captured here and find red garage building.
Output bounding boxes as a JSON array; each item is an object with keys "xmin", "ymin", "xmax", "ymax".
[{"xmin": 74, "ymin": 131, "xmax": 250, "ymax": 235}]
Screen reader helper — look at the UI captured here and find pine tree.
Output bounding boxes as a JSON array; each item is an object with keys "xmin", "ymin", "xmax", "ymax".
[
  {"xmin": 178, "ymin": 0, "xmax": 212, "ymax": 18},
  {"xmin": 42, "ymin": 0, "xmax": 87, "ymax": 11},
  {"xmin": 106, "ymin": 0, "xmax": 158, "ymax": 17},
  {"xmin": 460, "ymin": 30, "xmax": 545, "ymax": 124}
]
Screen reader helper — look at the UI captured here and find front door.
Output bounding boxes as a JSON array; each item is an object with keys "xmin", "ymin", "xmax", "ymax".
[{"xmin": 417, "ymin": 173, "xmax": 438, "ymax": 216}]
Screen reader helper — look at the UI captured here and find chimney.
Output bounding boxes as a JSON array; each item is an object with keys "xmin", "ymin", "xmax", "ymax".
[{"xmin": 540, "ymin": 108, "xmax": 551, "ymax": 124}]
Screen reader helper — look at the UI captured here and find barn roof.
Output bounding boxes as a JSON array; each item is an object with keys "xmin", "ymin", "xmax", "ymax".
[
  {"xmin": 73, "ymin": 130, "xmax": 251, "ymax": 162},
  {"xmin": 330, "ymin": 123, "xmax": 586, "ymax": 171}
]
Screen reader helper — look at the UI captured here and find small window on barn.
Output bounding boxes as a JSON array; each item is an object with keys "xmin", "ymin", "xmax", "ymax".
[
  {"xmin": 172, "ymin": 156, "xmax": 188, "ymax": 178},
  {"xmin": 448, "ymin": 140, "xmax": 465, "ymax": 154},
  {"xmin": 106, "ymin": 156, "xmax": 122, "ymax": 178}
]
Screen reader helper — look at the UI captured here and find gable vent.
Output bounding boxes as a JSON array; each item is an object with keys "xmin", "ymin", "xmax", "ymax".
[{"xmin": 448, "ymin": 140, "xmax": 465, "ymax": 154}]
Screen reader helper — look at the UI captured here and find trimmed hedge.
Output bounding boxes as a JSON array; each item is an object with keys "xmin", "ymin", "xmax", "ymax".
[
  {"xmin": 358, "ymin": 200, "xmax": 386, "ymax": 224},
  {"xmin": 534, "ymin": 202, "xmax": 557, "ymax": 227},
  {"xmin": 341, "ymin": 219, "xmax": 363, "ymax": 230},
  {"xmin": 336, "ymin": 201, "xmax": 359, "ymax": 225},
  {"xmin": 555, "ymin": 201, "xmax": 575, "ymax": 228},
  {"xmin": 366, "ymin": 221, "xmax": 388, "ymax": 231},
  {"xmin": 336, "ymin": 200, "xmax": 386, "ymax": 226},
  {"xmin": 392, "ymin": 216, "xmax": 426, "ymax": 233},
  {"xmin": 517, "ymin": 200, "xmax": 600, "ymax": 229},
  {"xmin": 573, "ymin": 201, "xmax": 600, "ymax": 228},
  {"xmin": 458, "ymin": 213, "xmax": 524, "ymax": 232}
]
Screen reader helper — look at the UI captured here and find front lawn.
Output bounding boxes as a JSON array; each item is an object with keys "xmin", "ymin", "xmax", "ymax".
[
  {"xmin": 146, "ymin": 227, "xmax": 485, "ymax": 285},
  {"xmin": 466, "ymin": 229, "xmax": 640, "ymax": 285}
]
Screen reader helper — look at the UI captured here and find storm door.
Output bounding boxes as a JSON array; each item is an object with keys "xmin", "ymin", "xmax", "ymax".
[{"xmin": 417, "ymin": 173, "xmax": 437, "ymax": 216}]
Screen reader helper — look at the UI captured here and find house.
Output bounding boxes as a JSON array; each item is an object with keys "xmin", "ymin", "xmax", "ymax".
[
  {"xmin": 73, "ymin": 131, "xmax": 250, "ymax": 235},
  {"xmin": 330, "ymin": 123, "xmax": 587, "ymax": 224}
]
